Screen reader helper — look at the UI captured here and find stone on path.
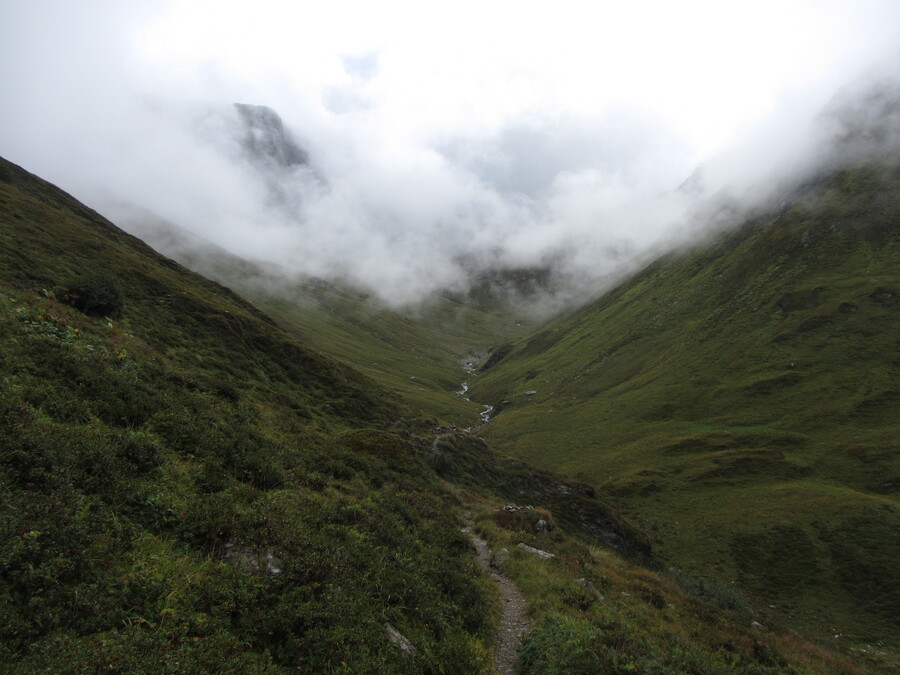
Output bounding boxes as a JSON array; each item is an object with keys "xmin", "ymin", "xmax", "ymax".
[{"xmin": 492, "ymin": 548, "xmax": 510, "ymax": 568}]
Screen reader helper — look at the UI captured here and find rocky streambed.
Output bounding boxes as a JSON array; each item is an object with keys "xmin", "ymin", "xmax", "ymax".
[{"xmin": 457, "ymin": 356, "xmax": 495, "ymax": 429}]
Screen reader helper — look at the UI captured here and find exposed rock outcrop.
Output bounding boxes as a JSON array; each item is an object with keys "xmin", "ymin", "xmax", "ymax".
[
  {"xmin": 234, "ymin": 103, "xmax": 309, "ymax": 169},
  {"xmin": 385, "ymin": 624, "xmax": 417, "ymax": 656}
]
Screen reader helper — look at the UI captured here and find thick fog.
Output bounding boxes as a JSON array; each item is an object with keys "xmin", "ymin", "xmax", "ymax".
[{"xmin": 1, "ymin": 1, "xmax": 898, "ymax": 306}]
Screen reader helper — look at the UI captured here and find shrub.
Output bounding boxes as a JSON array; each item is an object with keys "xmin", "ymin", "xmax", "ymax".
[
  {"xmin": 58, "ymin": 274, "xmax": 124, "ymax": 317},
  {"xmin": 427, "ymin": 449, "xmax": 455, "ymax": 476},
  {"xmin": 118, "ymin": 430, "xmax": 164, "ymax": 475}
]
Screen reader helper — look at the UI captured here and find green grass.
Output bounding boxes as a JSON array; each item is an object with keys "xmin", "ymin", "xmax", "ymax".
[
  {"xmin": 460, "ymin": 492, "xmax": 867, "ymax": 675},
  {"xmin": 126, "ymin": 220, "xmax": 540, "ymax": 428},
  {"xmin": 469, "ymin": 163, "xmax": 900, "ymax": 664},
  {"xmin": 0, "ymin": 156, "xmax": 495, "ymax": 672},
  {"xmin": 249, "ymin": 285, "xmax": 534, "ymax": 426},
  {"xmin": 2, "ymin": 152, "xmax": 890, "ymax": 673}
]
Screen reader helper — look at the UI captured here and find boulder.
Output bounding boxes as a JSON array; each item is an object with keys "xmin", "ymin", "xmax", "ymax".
[
  {"xmin": 491, "ymin": 548, "xmax": 510, "ymax": 568},
  {"xmin": 577, "ymin": 577, "xmax": 605, "ymax": 602},
  {"xmin": 386, "ymin": 624, "xmax": 417, "ymax": 655},
  {"xmin": 517, "ymin": 543, "xmax": 555, "ymax": 560},
  {"xmin": 221, "ymin": 541, "xmax": 283, "ymax": 576}
]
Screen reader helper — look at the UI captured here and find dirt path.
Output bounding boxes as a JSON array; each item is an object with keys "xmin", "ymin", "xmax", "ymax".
[{"xmin": 464, "ymin": 528, "xmax": 530, "ymax": 674}]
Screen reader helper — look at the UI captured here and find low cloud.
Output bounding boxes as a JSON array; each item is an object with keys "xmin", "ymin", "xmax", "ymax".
[{"xmin": 1, "ymin": 2, "xmax": 898, "ymax": 309}]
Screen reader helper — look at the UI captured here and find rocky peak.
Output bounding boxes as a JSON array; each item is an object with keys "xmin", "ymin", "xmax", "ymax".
[{"xmin": 233, "ymin": 103, "xmax": 309, "ymax": 169}]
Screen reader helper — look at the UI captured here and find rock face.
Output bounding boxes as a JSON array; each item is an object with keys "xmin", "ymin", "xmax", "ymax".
[
  {"xmin": 480, "ymin": 344, "xmax": 512, "ymax": 372},
  {"xmin": 233, "ymin": 103, "xmax": 309, "ymax": 169}
]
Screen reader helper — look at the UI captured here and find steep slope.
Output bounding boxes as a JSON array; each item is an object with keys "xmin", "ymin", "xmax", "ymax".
[
  {"xmin": 469, "ymin": 160, "xmax": 900, "ymax": 659},
  {"xmin": 0, "ymin": 155, "xmax": 496, "ymax": 672}
]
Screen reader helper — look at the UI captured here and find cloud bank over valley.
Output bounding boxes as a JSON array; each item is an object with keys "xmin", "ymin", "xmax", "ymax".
[{"xmin": 1, "ymin": 1, "xmax": 898, "ymax": 306}]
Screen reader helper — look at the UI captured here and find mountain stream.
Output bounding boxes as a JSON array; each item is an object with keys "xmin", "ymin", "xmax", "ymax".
[{"xmin": 458, "ymin": 359, "xmax": 494, "ymax": 429}]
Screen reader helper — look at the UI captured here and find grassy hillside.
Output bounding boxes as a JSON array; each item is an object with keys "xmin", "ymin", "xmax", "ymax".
[
  {"xmin": 469, "ymin": 162, "xmax": 900, "ymax": 663},
  {"xmin": 0, "ymin": 156, "xmax": 498, "ymax": 672},
  {"xmin": 109, "ymin": 205, "xmax": 537, "ymax": 427},
  {"xmin": 242, "ymin": 280, "xmax": 535, "ymax": 428}
]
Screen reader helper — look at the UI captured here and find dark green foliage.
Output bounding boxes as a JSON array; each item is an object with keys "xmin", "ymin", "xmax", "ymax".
[
  {"xmin": 0, "ymin": 156, "xmax": 492, "ymax": 672},
  {"xmin": 58, "ymin": 273, "xmax": 124, "ymax": 317}
]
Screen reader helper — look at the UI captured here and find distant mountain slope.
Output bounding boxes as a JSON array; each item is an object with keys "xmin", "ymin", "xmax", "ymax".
[
  {"xmin": 103, "ymin": 201, "xmax": 538, "ymax": 427},
  {"xmin": 470, "ymin": 160, "xmax": 900, "ymax": 654}
]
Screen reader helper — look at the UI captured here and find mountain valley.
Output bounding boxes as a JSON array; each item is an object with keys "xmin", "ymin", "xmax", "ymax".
[
  {"xmin": 1, "ymin": 125, "xmax": 898, "ymax": 672},
  {"xmin": 4, "ymin": 3, "xmax": 900, "ymax": 672}
]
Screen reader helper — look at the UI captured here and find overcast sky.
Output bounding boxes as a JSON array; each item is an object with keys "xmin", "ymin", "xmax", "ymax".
[{"xmin": 1, "ymin": 1, "xmax": 898, "ymax": 305}]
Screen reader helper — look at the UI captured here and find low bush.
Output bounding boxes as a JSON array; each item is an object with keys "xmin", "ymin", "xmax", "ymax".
[{"xmin": 57, "ymin": 274, "xmax": 124, "ymax": 318}]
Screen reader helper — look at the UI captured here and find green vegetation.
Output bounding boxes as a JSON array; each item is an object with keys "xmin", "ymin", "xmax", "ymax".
[
  {"xmin": 1, "ymin": 152, "xmax": 889, "ymax": 672},
  {"xmin": 470, "ymin": 163, "xmax": 900, "ymax": 666},
  {"xmin": 248, "ymin": 286, "xmax": 530, "ymax": 426},
  {"xmin": 463, "ymin": 494, "xmax": 864, "ymax": 675},
  {"xmin": 0, "ymin": 157, "xmax": 494, "ymax": 672},
  {"xmin": 57, "ymin": 273, "xmax": 125, "ymax": 318},
  {"xmin": 131, "ymin": 216, "xmax": 540, "ymax": 429}
]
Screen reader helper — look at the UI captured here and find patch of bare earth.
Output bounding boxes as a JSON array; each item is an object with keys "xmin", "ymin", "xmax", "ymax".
[{"xmin": 464, "ymin": 528, "xmax": 530, "ymax": 674}]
